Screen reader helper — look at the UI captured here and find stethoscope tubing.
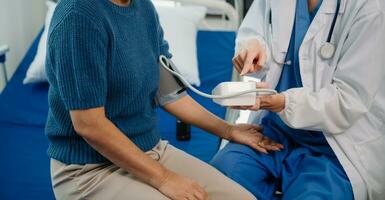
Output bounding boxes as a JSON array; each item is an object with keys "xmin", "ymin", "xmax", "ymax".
[
  {"xmin": 326, "ymin": 0, "xmax": 341, "ymax": 43},
  {"xmin": 268, "ymin": 0, "xmax": 341, "ymax": 62}
]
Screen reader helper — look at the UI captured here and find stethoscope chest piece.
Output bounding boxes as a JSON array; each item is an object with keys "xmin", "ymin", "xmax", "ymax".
[{"xmin": 320, "ymin": 42, "xmax": 336, "ymax": 60}]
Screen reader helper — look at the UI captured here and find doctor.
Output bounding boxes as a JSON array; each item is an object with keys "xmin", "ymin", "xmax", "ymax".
[{"xmin": 211, "ymin": 0, "xmax": 385, "ymax": 199}]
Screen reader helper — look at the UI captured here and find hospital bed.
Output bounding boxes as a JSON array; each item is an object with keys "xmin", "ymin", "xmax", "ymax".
[{"xmin": 0, "ymin": 0, "xmax": 240, "ymax": 199}]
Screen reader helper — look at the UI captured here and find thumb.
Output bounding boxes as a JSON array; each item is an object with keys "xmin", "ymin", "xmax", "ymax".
[{"xmin": 248, "ymin": 98, "xmax": 261, "ymax": 111}]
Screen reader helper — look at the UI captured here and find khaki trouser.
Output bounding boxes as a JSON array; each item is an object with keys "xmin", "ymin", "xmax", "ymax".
[{"xmin": 51, "ymin": 140, "xmax": 256, "ymax": 200}]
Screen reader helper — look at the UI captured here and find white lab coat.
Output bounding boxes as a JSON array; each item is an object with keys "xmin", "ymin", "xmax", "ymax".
[{"xmin": 236, "ymin": 0, "xmax": 385, "ymax": 199}]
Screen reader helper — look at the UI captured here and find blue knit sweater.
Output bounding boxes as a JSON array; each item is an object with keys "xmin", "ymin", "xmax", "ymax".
[{"xmin": 45, "ymin": 0, "xmax": 171, "ymax": 164}]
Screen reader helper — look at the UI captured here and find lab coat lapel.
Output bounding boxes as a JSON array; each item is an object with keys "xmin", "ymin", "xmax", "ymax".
[
  {"xmin": 266, "ymin": 0, "xmax": 296, "ymax": 89},
  {"xmin": 302, "ymin": 0, "xmax": 346, "ymax": 45},
  {"xmin": 271, "ymin": 0, "xmax": 296, "ymax": 54}
]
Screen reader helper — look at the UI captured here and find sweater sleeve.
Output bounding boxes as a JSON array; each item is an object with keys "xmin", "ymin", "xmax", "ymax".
[
  {"xmin": 48, "ymin": 12, "xmax": 108, "ymax": 110},
  {"xmin": 154, "ymin": 10, "xmax": 172, "ymax": 58}
]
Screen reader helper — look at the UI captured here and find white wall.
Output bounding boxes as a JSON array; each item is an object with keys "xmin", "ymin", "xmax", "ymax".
[{"xmin": 0, "ymin": 0, "xmax": 46, "ymax": 92}]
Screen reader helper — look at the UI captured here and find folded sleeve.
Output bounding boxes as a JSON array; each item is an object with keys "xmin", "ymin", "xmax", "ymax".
[{"xmin": 47, "ymin": 12, "xmax": 108, "ymax": 110}]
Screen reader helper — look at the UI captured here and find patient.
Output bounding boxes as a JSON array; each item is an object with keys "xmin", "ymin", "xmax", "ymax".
[{"xmin": 45, "ymin": 0, "xmax": 283, "ymax": 199}]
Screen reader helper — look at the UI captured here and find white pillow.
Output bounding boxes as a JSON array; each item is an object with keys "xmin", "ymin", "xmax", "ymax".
[
  {"xmin": 154, "ymin": 4, "xmax": 207, "ymax": 86},
  {"xmin": 23, "ymin": 1, "xmax": 57, "ymax": 84},
  {"xmin": 24, "ymin": 1, "xmax": 206, "ymax": 86}
]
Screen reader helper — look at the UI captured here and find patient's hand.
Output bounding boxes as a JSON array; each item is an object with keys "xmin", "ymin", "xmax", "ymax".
[{"xmin": 227, "ymin": 124, "xmax": 284, "ymax": 154}]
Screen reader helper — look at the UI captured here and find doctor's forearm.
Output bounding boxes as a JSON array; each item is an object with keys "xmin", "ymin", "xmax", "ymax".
[{"xmin": 163, "ymin": 95, "xmax": 232, "ymax": 139}]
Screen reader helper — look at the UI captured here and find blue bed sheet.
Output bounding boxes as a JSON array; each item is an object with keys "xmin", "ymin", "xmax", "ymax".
[{"xmin": 0, "ymin": 30, "xmax": 235, "ymax": 200}]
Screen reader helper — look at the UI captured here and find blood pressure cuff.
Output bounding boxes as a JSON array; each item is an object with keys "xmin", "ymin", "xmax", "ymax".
[{"xmin": 155, "ymin": 59, "xmax": 187, "ymax": 106}]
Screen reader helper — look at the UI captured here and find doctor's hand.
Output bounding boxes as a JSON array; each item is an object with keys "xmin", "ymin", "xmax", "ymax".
[
  {"xmin": 231, "ymin": 82, "xmax": 285, "ymax": 112},
  {"xmin": 233, "ymin": 39, "xmax": 267, "ymax": 76},
  {"xmin": 226, "ymin": 124, "xmax": 284, "ymax": 154}
]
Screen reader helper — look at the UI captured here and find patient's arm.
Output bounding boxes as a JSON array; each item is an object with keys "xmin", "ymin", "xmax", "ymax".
[
  {"xmin": 70, "ymin": 107, "xmax": 209, "ymax": 200},
  {"xmin": 163, "ymin": 95, "xmax": 283, "ymax": 152},
  {"xmin": 157, "ymin": 58, "xmax": 283, "ymax": 152}
]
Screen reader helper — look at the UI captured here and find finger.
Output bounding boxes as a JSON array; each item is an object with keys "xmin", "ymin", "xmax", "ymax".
[
  {"xmin": 271, "ymin": 141, "xmax": 284, "ymax": 149},
  {"xmin": 187, "ymin": 193, "xmax": 198, "ymax": 200},
  {"xmin": 249, "ymin": 104, "xmax": 260, "ymax": 111},
  {"xmin": 253, "ymin": 135, "xmax": 268, "ymax": 148},
  {"xmin": 202, "ymin": 190, "xmax": 209, "ymax": 200},
  {"xmin": 193, "ymin": 189, "xmax": 208, "ymax": 200},
  {"xmin": 241, "ymin": 51, "xmax": 255, "ymax": 76},
  {"xmin": 244, "ymin": 50, "xmax": 258, "ymax": 71},
  {"xmin": 251, "ymin": 52, "xmax": 262, "ymax": 72},
  {"xmin": 251, "ymin": 134, "xmax": 269, "ymax": 153},
  {"xmin": 194, "ymin": 184, "xmax": 206, "ymax": 194},
  {"xmin": 230, "ymin": 106, "xmax": 250, "ymax": 110},
  {"xmin": 240, "ymin": 64, "xmax": 252, "ymax": 76},
  {"xmin": 232, "ymin": 58, "xmax": 242, "ymax": 73},
  {"xmin": 240, "ymin": 106, "xmax": 252, "ymax": 110},
  {"xmin": 193, "ymin": 192, "xmax": 205, "ymax": 200},
  {"xmin": 264, "ymin": 142, "xmax": 282, "ymax": 151},
  {"xmin": 250, "ymin": 142, "xmax": 268, "ymax": 154},
  {"xmin": 233, "ymin": 53, "xmax": 246, "ymax": 73},
  {"xmin": 250, "ymin": 124, "xmax": 263, "ymax": 132},
  {"xmin": 194, "ymin": 185, "xmax": 208, "ymax": 200},
  {"xmin": 239, "ymin": 50, "xmax": 247, "ymax": 61},
  {"xmin": 247, "ymin": 98, "xmax": 261, "ymax": 111},
  {"xmin": 234, "ymin": 57, "xmax": 245, "ymax": 73},
  {"xmin": 257, "ymin": 49, "xmax": 267, "ymax": 67},
  {"xmin": 277, "ymin": 143, "xmax": 285, "ymax": 149},
  {"xmin": 235, "ymin": 56, "xmax": 245, "ymax": 67},
  {"xmin": 258, "ymin": 135, "xmax": 284, "ymax": 151},
  {"xmin": 269, "ymin": 141, "xmax": 284, "ymax": 151},
  {"xmin": 261, "ymin": 136, "xmax": 282, "ymax": 151},
  {"xmin": 261, "ymin": 136, "xmax": 273, "ymax": 147},
  {"xmin": 230, "ymin": 106, "xmax": 245, "ymax": 110}
]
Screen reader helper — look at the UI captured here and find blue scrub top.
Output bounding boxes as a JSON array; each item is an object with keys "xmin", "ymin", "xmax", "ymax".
[{"xmin": 262, "ymin": 0, "xmax": 336, "ymax": 157}]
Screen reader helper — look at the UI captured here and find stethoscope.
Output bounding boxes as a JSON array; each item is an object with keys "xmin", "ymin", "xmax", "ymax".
[{"xmin": 268, "ymin": 0, "xmax": 341, "ymax": 64}]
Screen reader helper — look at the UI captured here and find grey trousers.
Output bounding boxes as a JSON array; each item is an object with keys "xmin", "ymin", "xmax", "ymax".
[{"xmin": 51, "ymin": 140, "xmax": 256, "ymax": 200}]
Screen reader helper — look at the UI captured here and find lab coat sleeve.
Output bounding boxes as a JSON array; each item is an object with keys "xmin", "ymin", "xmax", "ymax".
[
  {"xmin": 279, "ymin": 10, "xmax": 385, "ymax": 134},
  {"xmin": 235, "ymin": 0, "xmax": 270, "ymax": 80}
]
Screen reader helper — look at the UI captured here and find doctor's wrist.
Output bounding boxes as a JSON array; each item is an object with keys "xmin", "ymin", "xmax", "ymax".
[{"xmin": 259, "ymin": 93, "xmax": 285, "ymax": 113}]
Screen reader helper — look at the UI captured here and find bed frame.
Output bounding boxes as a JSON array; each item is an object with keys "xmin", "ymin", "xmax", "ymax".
[
  {"xmin": 52, "ymin": 0, "xmax": 244, "ymax": 29},
  {"xmin": 153, "ymin": 0, "xmax": 243, "ymax": 30}
]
